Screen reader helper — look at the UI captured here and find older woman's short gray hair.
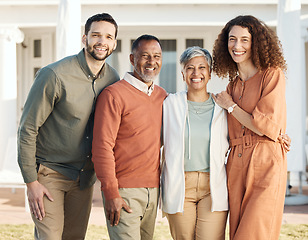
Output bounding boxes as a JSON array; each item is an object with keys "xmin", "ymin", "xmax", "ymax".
[{"xmin": 180, "ymin": 46, "xmax": 212, "ymax": 72}]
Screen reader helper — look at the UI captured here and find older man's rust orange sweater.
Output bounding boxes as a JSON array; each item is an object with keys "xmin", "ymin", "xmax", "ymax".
[{"xmin": 92, "ymin": 79, "xmax": 167, "ymax": 200}]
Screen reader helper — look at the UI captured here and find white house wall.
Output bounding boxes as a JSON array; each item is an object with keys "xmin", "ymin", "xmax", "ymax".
[
  {"xmin": 83, "ymin": 4, "xmax": 277, "ymax": 26},
  {"xmin": 3, "ymin": 3, "xmax": 308, "ymax": 27}
]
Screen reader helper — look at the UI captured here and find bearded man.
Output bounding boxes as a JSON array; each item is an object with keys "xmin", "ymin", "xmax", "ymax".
[
  {"xmin": 92, "ymin": 34, "xmax": 167, "ymax": 240},
  {"xmin": 17, "ymin": 13, "xmax": 119, "ymax": 240}
]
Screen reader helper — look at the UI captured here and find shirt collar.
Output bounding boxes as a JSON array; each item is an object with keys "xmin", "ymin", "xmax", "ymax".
[
  {"xmin": 77, "ymin": 49, "xmax": 106, "ymax": 80},
  {"xmin": 124, "ymin": 72, "xmax": 154, "ymax": 96}
]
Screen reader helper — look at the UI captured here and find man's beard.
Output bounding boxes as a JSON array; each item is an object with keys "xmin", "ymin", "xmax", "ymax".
[
  {"xmin": 86, "ymin": 42, "xmax": 113, "ymax": 61},
  {"xmin": 134, "ymin": 65, "xmax": 159, "ymax": 83}
]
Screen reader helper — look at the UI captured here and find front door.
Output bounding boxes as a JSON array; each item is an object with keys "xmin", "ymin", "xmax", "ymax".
[{"xmin": 17, "ymin": 28, "xmax": 55, "ymax": 121}]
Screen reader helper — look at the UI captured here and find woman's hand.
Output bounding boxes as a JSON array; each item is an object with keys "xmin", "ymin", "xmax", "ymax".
[
  {"xmin": 212, "ymin": 91, "xmax": 235, "ymax": 110},
  {"xmin": 212, "ymin": 91, "xmax": 264, "ymax": 136}
]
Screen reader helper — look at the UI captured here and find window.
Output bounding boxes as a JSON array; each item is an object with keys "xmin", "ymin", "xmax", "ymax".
[
  {"xmin": 34, "ymin": 67, "xmax": 40, "ymax": 78},
  {"xmin": 106, "ymin": 40, "xmax": 121, "ymax": 74},
  {"xmin": 160, "ymin": 40, "xmax": 177, "ymax": 93},
  {"xmin": 34, "ymin": 39, "xmax": 41, "ymax": 58},
  {"xmin": 186, "ymin": 39, "xmax": 204, "ymax": 48}
]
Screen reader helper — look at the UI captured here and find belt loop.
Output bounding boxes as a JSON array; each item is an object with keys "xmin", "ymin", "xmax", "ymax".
[{"xmin": 243, "ymin": 135, "xmax": 252, "ymax": 149}]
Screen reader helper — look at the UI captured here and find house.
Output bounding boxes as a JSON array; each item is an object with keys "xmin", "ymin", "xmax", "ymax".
[{"xmin": 0, "ymin": 0, "xmax": 307, "ymax": 191}]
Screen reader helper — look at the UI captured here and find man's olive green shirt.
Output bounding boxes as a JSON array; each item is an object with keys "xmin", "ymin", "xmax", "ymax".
[{"xmin": 17, "ymin": 49, "xmax": 119, "ymax": 189}]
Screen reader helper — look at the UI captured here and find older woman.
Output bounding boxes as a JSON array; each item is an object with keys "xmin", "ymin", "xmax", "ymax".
[
  {"xmin": 161, "ymin": 46, "xmax": 228, "ymax": 240},
  {"xmin": 212, "ymin": 15, "xmax": 288, "ymax": 240}
]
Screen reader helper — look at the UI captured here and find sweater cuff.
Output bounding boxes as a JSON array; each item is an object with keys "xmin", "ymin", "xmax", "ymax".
[{"xmin": 101, "ymin": 185, "xmax": 121, "ymax": 200}]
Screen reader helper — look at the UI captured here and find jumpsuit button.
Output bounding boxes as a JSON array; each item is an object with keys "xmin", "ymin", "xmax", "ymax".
[
  {"xmin": 239, "ymin": 96, "xmax": 242, "ymax": 100},
  {"xmin": 238, "ymin": 153, "xmax": 242, "ymax": 157},
  {"xmin": 241, "ymin": 125, "xmax": 245, "ymax": 129}
]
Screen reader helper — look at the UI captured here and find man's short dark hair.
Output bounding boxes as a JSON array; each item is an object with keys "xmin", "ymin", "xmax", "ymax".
[
  {"xmin": 131, "ymin": 34, "xmax": 161, "ymax": 53},
  {"xmin": 84, "ymin": 13, "xmax": 118, "ymax": 38}
]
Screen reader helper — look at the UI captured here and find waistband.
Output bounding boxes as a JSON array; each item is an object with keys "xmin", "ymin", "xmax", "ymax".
[{"xmin": 229, "ymin": 135, "xmax": 274, "ymax": 149}]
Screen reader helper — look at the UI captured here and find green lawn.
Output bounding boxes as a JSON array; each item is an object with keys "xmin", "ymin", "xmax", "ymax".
[{"xmin": 0, "ymin": 223, "xmax": 307, "ymax": 240}]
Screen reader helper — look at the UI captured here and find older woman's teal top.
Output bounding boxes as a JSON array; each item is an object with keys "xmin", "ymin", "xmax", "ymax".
[{"xmin": 184, "ymin": 95, "xmax": 214, "ymax": 172}]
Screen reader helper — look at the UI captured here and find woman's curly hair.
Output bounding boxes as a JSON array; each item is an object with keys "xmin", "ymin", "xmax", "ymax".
[{"xmin": 212, "ymin": 15, "xmax": 287, "ymax": 81}]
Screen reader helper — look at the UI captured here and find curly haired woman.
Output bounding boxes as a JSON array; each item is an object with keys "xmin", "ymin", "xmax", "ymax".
[{"xmin": 212, "ymin": 15, "xmax": 289, "ymax": 240}]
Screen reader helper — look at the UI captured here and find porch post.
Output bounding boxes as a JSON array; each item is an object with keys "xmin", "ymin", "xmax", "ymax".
[
  {"xmin": 0, "ymin": 27, "xmax": 24, "ymax": 171},
  {"xmin": 277, "ymin": 0, "xmax": 308, "ymax": 204},
  {"xmin": 277, "ymin": 0, "xmax": 305, "ymax": 173},
  {"xmin": 56, "ymin": 0, "xmax": 81, "ymax": 60}
]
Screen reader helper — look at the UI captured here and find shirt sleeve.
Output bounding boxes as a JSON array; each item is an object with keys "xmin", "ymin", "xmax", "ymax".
[
  {"xmin": 251, "ymin": 68, "xmax": 286, "ymax": 141},
  {"xmin": 92, "ymin": 88, "xmax": 121, "ymax": 200},
  {"xmin": 17, "ymin": 67, "xmax": 60, "ymax": 183}
]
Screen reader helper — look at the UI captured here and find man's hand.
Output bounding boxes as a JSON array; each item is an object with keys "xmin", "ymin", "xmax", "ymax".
[
  {"xmin": 278, "ymin": 133, "xmax": 291, "ymax": 152},
  {"xmin": 26, "ymin": 181, "xmax": 54, "ymax": 221},
  {"xmin": 104, "ymin": 197, "xmax": 132, "ymax": 226}
]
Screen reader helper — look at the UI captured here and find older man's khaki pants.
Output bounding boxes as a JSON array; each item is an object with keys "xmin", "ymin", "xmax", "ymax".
[{"xmin": 103, "ymin": 187, "xmax": 159, "ymax": 240}]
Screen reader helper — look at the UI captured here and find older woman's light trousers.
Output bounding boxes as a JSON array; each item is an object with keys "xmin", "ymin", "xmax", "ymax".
[{"xmin": 166, "ymin": 171, "xmax": 228, "ymax": 240}]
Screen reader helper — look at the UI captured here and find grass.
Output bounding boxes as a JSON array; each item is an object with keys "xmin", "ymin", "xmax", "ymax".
[
  {"xmin": 0, "ymin": 223, "xmax": 172, "ymax": 240},
  {"xmin": 0, "ymin": 223, "xmax": 307, "ymax": 239},
  {"xmin": 279, "ymin": 224, "xmax": 308, "ymax": 239}
]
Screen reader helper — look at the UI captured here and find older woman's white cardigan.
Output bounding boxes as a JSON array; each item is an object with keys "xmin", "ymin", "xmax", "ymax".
[{"xmin": 161, "ymin": 91, "xmax": 229, "ymax": 213}]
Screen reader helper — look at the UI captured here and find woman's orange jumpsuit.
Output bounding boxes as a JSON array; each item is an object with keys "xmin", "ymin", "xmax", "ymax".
[{"xmin": 226, "ymin": 67, "xmax": 287, "ymax": 240}]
